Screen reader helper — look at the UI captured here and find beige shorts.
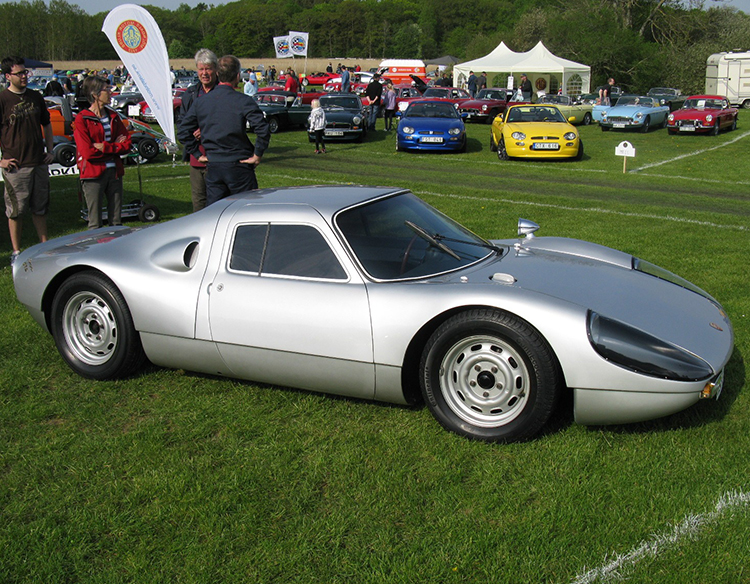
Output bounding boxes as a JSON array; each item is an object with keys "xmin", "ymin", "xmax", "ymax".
[{"xmin": 3, "ymin": 165, "xmax": 50, "ymax": 219}]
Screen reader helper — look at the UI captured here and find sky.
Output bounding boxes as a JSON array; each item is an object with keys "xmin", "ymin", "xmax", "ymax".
[{"xmin": 3, "ymin": 0, "xmax": 747, "ymax": 16}]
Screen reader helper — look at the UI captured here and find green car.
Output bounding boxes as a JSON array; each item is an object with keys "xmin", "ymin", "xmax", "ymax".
[
  {"xmin": 255, "ymin": 92, "xmax": 312, "ymax": 133},
  {"xmin": 537, "ymin": 94, "xmax": 593, "ymax": 125}
]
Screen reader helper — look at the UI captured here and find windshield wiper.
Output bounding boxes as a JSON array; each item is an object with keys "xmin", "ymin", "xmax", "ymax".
[{"xmin": 405, "ymin": 221, "xmax": 460, "ymax": 260}]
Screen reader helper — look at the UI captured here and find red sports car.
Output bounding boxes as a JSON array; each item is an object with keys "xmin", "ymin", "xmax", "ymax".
[
  {"xmin": 302, "ymin": 72, "xmax": 338, "ymax": 86},
  {"xmin": 458, "ymin": 88, "xmax": 514, "ymax": 124},
  {"xmin": 667, "ymin": 95, "xmax": 738, "ymax": 135}
]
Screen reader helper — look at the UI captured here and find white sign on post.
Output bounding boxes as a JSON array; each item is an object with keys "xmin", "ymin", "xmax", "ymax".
[{"xmin": 615, "ymin": 140, "xmax": 636, "ymax": 173}]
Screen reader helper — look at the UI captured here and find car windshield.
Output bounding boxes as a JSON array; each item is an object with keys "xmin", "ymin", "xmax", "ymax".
[
  {"xmin": 505, "ymin": 106, "xmax": 566, "ymax": 123},
  {"xmin": 683, "ymin": 98, "xmax": 724, "ymax": 109},
  {"xmin": 336, "ymin": 192, "xmax": 495, "ymax": 280},
  {"xmin": 615, "ymin": 96, "xmax": 657, "ymax": 107},
  {"xmin": 477, "ymin": 89, "xmax": 506, "ymax": 100},
  {"xmin": 423, "ymin": 88, "xmax": 450, "ymax": 98},
  {"xmin": 321, "ymin": 95, "xmax": 360, "ymax": 109},
  {"xmin": 539, "ymin": 95, "xmax": 571, "ymax": 106},
  {"xmin": 404, "ymin": 102, "xmax": 459, "ymax": 118},
  {"xmin": 648, "ymin": 88, "xmax": 676, "ymax": 96}
]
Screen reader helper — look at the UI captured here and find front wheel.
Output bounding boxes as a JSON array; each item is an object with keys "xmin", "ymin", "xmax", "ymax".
[
  {"xmin": 420, "ymin": 309, "xmax": 561, "ymax": 442},
  {"xmin": 137, "ymin": 138, "xmax": 159, "ymax": 161},
  {"xmin": 711, "ymin": 120, "xmax": 719, "ymax": 136},
  {"xmin": 574, "ymin": 140, "xmax": 584, "ymax": 161},
  {"xmin": 640, "ymin": 116, "xmax": 651, "ymax": 133},
  {"xmin": 50, "ymin": 271, "xmax": 147, "ymax": 380},
  {"xmin": 497, "ymin": 137, "xmax": 509, "ymax": 160},
  {"xmin": 267, "ymin": 117, "xmax": 280, "ymax": 134}
]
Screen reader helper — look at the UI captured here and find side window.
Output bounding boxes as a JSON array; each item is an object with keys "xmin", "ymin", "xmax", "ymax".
[{"xmin": 230, "ymin": 223, "xmax": 347, "ymax": 280}]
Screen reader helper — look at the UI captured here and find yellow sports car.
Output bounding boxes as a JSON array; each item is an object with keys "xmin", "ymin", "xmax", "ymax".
[{"xmin": 490, "ymin": 104, "xmax": 583, "ymax": 161}]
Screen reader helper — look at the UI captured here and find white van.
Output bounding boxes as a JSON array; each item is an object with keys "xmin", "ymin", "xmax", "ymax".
[
  {"xmin": 378, "ymin": 59, "xmax": 426, "ymax": 85},
  {"xmin": 705, "ymin": 51, "xmax": 750, "ymax": 108}
]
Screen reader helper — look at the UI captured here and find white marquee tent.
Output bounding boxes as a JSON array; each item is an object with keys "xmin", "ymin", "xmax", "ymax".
[{"xmin": 453, "ymin": 41, "xmax": 591, "ymax": 96}]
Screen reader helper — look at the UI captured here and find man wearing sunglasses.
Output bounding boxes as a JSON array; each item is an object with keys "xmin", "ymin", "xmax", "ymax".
[{"xmin": 1, "ymin": 56, "xmax": 55, "ymax": 266}]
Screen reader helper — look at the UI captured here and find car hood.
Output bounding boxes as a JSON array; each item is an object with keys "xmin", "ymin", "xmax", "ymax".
[
  {"xmin": 672, "ymin": 108, "xmax": 719, "ymax": 120},
  {"xmin": 457, "ymin": 236, "xmax": 732, "ymax": 368},
  {"xmin": 502, "ymin": 121, "xmax": 576, "ymax": 135},
  {"xmin": 401, "ymin": 116, "xmax": 464, "ymax": 129}
]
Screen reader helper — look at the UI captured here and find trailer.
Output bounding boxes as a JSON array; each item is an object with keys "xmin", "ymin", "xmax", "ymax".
[{"xmin": 706, "ymin": 51, "xmax": 750, "ymax": 109}]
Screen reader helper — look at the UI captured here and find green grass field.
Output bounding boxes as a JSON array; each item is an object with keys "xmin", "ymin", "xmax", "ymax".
[{"xmin": 1, "ymin": 119, "xmax": 749, "ymax": 583}]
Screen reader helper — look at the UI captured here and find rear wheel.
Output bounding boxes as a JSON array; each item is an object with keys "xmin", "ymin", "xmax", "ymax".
[
  {"xmin": 731, "ymin": 117, "xmax": 737, "ymax": 131},
  {"xmin": 582, "ymin": 112, "xmax": 592, "ymax": 126},
  {"xmin": 50, "ymin": 271, "xmax": 146, "ymax": 380},
  {"xmin": 55, "ymin": 144, "xmax": 76, "ymax": 167},
  {"xmin": 420, "ymin": 309, "xmax": 561, "ymax": 442},
  {"xmin": 137, "ymin": 138, "xmax": 159, "ymax": 161},
  {"xmin": 138, "ymin": 204, "xmax": 160, "ymax": 222}
]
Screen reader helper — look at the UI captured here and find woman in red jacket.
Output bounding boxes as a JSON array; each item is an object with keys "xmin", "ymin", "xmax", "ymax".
[{"xmin": 74, "ymin": 76, "xmax": 131, "ymax": 229}]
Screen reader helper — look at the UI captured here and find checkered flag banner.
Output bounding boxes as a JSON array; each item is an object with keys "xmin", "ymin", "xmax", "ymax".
[
  {"xmin": 289, "ymin": 31, "xmax": 309, "ymax": 57},
  {"xmin": 274, "ymin": 36, "xmax": 292, "ymax": 59}
]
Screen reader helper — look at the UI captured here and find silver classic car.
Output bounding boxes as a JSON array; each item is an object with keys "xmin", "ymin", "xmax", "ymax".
[{"xmin": 12, "ymin": 186, "xmax": 733, "ymax": 442}]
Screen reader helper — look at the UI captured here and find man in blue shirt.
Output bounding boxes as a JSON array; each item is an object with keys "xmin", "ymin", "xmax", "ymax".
[{"xmin": 178, "ymin": 55, "xmax": 271, "ymax": 206}]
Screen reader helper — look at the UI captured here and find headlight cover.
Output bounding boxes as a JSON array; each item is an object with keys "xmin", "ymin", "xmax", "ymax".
[
  {"xmin": 448, "ymin": 127, "xmax": 461, "ymax": 135},
  {"xmin": 587, "ymin": 311, "xmax": 713, "ymax": 381},
  {"xmin": 352, "ymin": 115, "xmax": 362, "ymax": 125},
  {"xmin": 511, "ymin": 131, "xmax": 526, "ymax": 140},
  {"xmin": 563, "ymin": 132, "xmax": 577, "ymax": 140},
  {"xmin": 705, "ymin": 114, "xmax": 713, "ymax": 123},
  {"xmin": 402, "ymin": 126, "xmax": 414, "ymax": 135}
]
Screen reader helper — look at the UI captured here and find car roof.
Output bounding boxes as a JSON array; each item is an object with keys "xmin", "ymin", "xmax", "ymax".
[{"xmin": 217, "ymin": 185, "xmax": 403, "ymax": 218}]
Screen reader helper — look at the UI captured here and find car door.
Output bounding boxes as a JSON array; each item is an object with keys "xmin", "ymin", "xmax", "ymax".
[{"xmin": 205, "ymin": 203, "xmax": 376, "ymax": 400}]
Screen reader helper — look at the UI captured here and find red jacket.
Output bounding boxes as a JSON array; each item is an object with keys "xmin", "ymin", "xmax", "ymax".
[{"xmin": 74, "ymin": 107, "xmax": 131, "ymax": 180}]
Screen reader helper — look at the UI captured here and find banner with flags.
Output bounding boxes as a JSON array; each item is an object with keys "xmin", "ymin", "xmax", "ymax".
[
  {"xmin": 289, "ymin": 31, "xmax": 309, "ymax": 57},
  {"xmin": 274, "ymin": 35, "xmax": 292, "ymax": 59},
  {"xmin": 102, "ymin": 4, "xmax": 175, "ymax": 143}
]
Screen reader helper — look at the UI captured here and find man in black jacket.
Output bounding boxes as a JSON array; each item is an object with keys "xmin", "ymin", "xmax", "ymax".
[
  {"xmin": 178, "ymin": 55, "xmax": 270, "ymax": 206},
  {"xmin": 365, "ymin": 73, "xmax": 383, "ymax": 131},
  {"xmin": 179, "ymin": 48, "xmax": 218, "ymax": 212}
]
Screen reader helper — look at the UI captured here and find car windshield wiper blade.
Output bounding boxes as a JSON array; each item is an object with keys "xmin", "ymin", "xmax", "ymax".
[
  {"xmin": 404, "ymin": 221, "xmax": 461, "ymax": 260},
  {"xmin": 434, "ymin": 234, "xmax": 504, "ymax": 254}
]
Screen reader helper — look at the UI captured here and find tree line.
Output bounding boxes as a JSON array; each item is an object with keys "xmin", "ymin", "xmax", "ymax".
[{"xmin": 1, "ymin": 0, "xmax": 749, "ymax": 93}]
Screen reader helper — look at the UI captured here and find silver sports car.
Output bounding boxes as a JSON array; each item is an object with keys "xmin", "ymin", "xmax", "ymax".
[{"xmin": 12, "ymin": 186, "xmax": 733, "ymax": 442}]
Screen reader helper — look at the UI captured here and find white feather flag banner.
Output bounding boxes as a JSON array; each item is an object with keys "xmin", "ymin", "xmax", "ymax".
[
  {"xmin": 102, "ymin": 4, "xmax": 175, "ymax": 143},
  {"xmin": 289, "ymin": 31, "xmax": 309, "ymax": 57},
  {"xmin": 274, "ymin": 36, "xmax": 292, "ymax": 59}
]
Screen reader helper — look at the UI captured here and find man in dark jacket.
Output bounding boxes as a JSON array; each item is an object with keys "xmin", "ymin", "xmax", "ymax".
[
  {"xmin": 365, "ymin": 74, "xmax": 383, "ymax": 131},
  {"xmin": 179, "ymin": 48, "xmax": 218, "ymax": 212},
  {"xmin": 178, "ymin": 55, "xmax": 270, "ymax": 206}
]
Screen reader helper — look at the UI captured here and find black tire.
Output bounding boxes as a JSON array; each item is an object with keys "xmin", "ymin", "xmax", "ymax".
[
  {"xmin": 420, "ymin": 309, "xmax": 561, "ymax": 442},
  {"xmin": 55, "ymin": 143, "xmax": 77, "ymax": 167},
  {"xmin": 574, "ymin": 140, "xmax": 584, "ymax": 161},
  {"xmin": 601, "ymin": 124, "xmax": 610, "ymax": 132},
  {"xmin": 742, "ymin": 100, "xmax": 750, "ymax": 110},
  {"xmin": 668, "ymin": 129, "xmax": 677, "ymax": 135},
  {"xmin": 497, "ymin": 137, "xmax": 509, "ymax": 160},
  {"xmin": 582, "ymin": 112, "xmax": 592, "ymax": 126},
  {"xmin": 458, "ymin": 137, "xmax": 467, "ymax": 153},
  {"xmin": 731, "ymin": 117, "xmax": 737, "ymax": 131},
  {"xmin": 710, "ymin": 120, "xmax": 719, "ymax": 136},
  {"xmin": 138, "ymin": 204, "xmax": 160, "ymax": 222},
  {"xmin": 137, "ymin": 138, "xmax": 159, "ymax": 160},
  {"xmin": 489, "ymin": 133, "xmax": 497, "ymax": 152},
  {"xmin": 640, "ymin": 116, "xmax": 650, "ymax": 133},
  {"xmin": 267, "ymin": 116, "xmax": 280, "ymax": 134},
  {"xmin": 50, "ymin": 271, "xmax": 147, "ymax": 380},
  {"xmin": 485, "ymin": 110, "xmax": 498, "ymax": 124}
]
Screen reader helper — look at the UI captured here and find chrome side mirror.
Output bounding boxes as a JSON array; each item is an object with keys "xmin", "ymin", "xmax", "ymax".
[{"xmin": 518, "ymin": 218, "xmax": 540, "ymax": 239}]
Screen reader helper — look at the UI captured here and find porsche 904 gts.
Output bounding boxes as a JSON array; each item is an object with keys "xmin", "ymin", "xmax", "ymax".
[{"xmin": 12, "ymin": 186, "xmax": 733, "ymax": 442}]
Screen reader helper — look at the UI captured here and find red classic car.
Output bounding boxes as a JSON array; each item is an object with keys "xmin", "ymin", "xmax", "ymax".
[
  {"xmin": 396, "ymin": 86, "xmax": 473, "ymax": 112},
  {"xmin": 302, "ymin": 71, "xmax": 338, "ymax": 86},
  {"xmin": 138, "ymin": 88, "xmax": 185, "ymax": 124},
  {"xmin": 257, "ymin": 86, "xmax": 324, "ymax": 105},
  {"xmin": 667, "ymin": 95, "xmax": 738, "ymax": 135},
  {"xmin": 458, "ymin": 88, "xmax": 514, "ymax": 123},
  {"xmin": 324, "ymin": 72, "xmax": 394, "ymax": 95}
]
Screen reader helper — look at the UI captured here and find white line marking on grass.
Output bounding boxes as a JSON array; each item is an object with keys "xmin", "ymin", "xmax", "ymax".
[
  {"xmin": 260, "ymin": 173, "xmax": 749, "ymax": 231},
  {"xmin": 631, "ymin": 130, "xmax": 750, "ymax": 172},
  {"xmin": 568, "ymin": 490, "xmax": 750, "ymax": 584}
]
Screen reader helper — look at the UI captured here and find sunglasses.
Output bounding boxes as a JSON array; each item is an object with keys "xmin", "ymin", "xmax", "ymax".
[{"xmin": 9, "ymin": 70, "xmax": 30, "ymax": 77}]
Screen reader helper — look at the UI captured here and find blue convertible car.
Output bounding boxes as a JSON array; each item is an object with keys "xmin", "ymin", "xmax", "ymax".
[
  {"xmin": 396, "ymin": 101, "xmax": 467, "ymax": 152},
  {"xmin": 598, "ymin": 96, "xmax": 670, "ymax": 133}
]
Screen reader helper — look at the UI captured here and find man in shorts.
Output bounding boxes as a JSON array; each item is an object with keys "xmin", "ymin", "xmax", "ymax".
[{"xmin": 1, "ymin": 56, "xmax": 54, "ymax": 266}]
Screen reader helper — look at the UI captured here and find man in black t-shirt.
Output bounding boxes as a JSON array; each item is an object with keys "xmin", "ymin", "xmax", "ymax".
[{"xmin": 0, "ymin": 56, "xmax": 54, "ymax": 266}]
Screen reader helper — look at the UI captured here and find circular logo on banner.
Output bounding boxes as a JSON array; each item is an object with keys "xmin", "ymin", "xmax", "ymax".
[
  {"xmin": 116, "ymin": 20, "xmax": 148, "ymax": 53},
  {"xmin": 291, "ymin": 35, "xmax": 306, "ymax": 52},
  {"xmin": 276, "ymin": 39, "xmax": 290, "ymax": 56}
]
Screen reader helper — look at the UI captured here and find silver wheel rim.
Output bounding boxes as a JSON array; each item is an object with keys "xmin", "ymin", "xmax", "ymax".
[
  {"xmin": 62, "ymin": 291, "xmax": 118, "ymax": 366},
  {"xmin": 439, "ymin": 335, "xmax": 530, "ymax": 428}
]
